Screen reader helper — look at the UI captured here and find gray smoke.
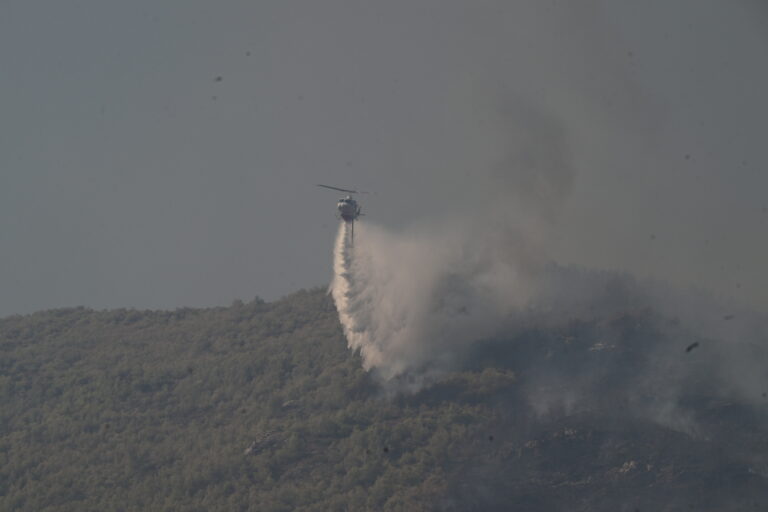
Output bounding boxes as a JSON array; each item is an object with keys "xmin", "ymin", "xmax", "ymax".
[
  {"xmin": 331, "ymin": 218, "xmax": 528, "ymax": 383},
  {"xmin": 330, "ymin": 146, "xmax": 768, "ymax": 433},
  {"xmin": 330, "ymin": 102, "xmax": 578, "ymax": 386},
  {"xmin": 326, "ymin": 0, "xmax": 768, "ymax": 429}
]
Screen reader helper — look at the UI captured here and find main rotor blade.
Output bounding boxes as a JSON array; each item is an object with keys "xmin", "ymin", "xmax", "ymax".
[{"xmin": 316, "ymin": 184, "xmax": 368, "ymax": 194}]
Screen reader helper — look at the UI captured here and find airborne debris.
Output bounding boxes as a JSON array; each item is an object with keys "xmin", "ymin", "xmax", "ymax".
[
  {"xmin": 686, "ymin": 342, "xmax": 700, "ymax": 353},
  {"xmin": 723, "ymin": 314, "xmax": 735, "ymax": 321},
  {"xmin": 214, "ymin": 76, "xmax": 223, "ymax": 82}
]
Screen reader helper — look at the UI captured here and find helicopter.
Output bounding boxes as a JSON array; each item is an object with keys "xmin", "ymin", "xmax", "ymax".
[{"xmin": 317, "ymin": 184, "xmax": 366, "ymax": 241}]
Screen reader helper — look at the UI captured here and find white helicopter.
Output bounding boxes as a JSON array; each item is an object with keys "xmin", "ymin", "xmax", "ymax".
[{"xmin": 317, "ymin": 184, "xmax": 367, "ymax": 240}]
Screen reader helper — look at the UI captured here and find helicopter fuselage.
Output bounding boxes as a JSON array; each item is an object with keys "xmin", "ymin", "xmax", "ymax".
[{"xmin": 337, "ymin": 196, "xmax": 361, "ymax": 222}]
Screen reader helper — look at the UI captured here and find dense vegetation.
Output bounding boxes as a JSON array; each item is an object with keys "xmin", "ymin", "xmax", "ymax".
[{"xmin": 1, "ymin": 288, "xmax": 767, "ymax": 511}]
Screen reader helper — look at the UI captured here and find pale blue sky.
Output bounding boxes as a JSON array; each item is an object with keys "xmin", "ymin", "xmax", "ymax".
[{"xmin": 1, "ymin": 0, "xmax": 767, "ymax": 315}]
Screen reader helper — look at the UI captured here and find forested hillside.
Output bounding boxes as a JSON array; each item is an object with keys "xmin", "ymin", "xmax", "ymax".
[{"xmin": 1, "ymin": 288, "xmax": 767, "ymax": 511}]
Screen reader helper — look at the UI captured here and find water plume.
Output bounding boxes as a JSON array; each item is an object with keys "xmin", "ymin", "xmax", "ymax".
[{"xmin": 330, "ymin": 217, "xmax": 535, "ymax": 385}]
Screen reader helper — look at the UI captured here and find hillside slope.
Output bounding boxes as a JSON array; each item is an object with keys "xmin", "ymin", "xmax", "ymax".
[{"xmin": 1, "ymin": 288, "xmax": 767, "ymax": 511}]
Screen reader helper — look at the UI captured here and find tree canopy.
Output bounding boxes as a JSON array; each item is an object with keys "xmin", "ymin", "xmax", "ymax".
[{"xmin": 1, "ymin": 288, "xmax": 767, "ymax": 511}]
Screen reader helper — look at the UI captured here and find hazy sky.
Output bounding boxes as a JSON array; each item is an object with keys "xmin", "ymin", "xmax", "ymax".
[{"xmin": 1, "ymin": 0, "xmax": 767, "ymax": 316}]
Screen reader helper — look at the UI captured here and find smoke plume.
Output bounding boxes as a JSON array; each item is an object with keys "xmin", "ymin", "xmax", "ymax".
[
  {"xmin": 331, "ymin": 196, "xmax": 768, "ymax": 441},
  {"xmin": 332, "ymin": 211, "xmax": 768, "ymax": 438},
  {"xmin": 331, "ymin": 218, "xmax": 529, "ymax": 384},
  {"xmin": 330, "ymin": 103, "xmax": 580, "ymax": 385},
  {"xmin": 329, "ymin": 98, "xmax": 768, "ymax": 445}
]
